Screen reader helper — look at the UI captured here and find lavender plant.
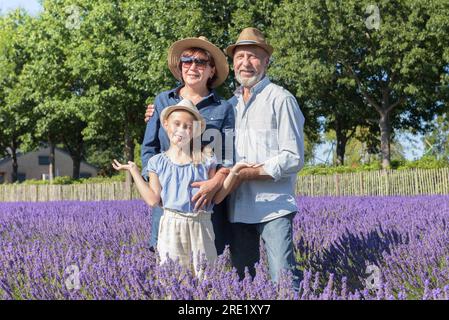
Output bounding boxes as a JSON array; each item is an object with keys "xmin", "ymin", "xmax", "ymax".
[{"xmin": 0, "ymin": 196, "xmax": 447, "ymax": 300}]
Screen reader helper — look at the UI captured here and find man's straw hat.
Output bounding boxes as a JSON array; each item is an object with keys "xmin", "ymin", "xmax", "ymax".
[{"xmin": 225, "ymin": 27, "xmax": 274, "ymax": 58}]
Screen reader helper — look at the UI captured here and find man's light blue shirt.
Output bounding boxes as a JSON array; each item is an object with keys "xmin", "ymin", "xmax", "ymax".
[{"xmin": 227, "ymin": 76, "xmax": 305, "ymax": 223}]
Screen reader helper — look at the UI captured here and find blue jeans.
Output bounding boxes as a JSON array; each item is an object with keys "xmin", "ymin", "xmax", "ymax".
[
  {"xmin": 229, "ymin": 212, "xmax": 300, "ymax": 291},
  {"xmin": 149, "ymin": 199, "xmax": 231, "ymax": 255},
  {"xmin": 149, "ymin": 206, "xmax": 163, "ymax": 251}
]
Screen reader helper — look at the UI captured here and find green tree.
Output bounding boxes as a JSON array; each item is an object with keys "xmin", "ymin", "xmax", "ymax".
[
  {"xmin": 0, "ymin": 14, "xmax": 7, "ymax": 159},
  {"xmin": 270, "ymin": 0, "xmax": 449, "ymax": 169},
  {"xmin": 65, "ymin": 0, "xmax": 259, "ymax": 179},
  {"xmin": 317, "ymin": 75, "xmax": 379, "ymax": 165},
  {"xmin": 75, "ymin": 0, "xmax": 203, "ymax": 182},
  {"xmin": 21, "ymin": 1, "xmax": 89, "ymax": 179},
  {"xmin": 0, "ymin": 10, "xmax": 35, "ymax": 182},
  {"xmin": 423, "ymin": 114, "xmax": 449, "ymax": 160}
]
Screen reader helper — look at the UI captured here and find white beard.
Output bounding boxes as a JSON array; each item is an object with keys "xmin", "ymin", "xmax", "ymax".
[{"xmin": 235, "ymin": 71, "xmax": 264, "ymax": 88}]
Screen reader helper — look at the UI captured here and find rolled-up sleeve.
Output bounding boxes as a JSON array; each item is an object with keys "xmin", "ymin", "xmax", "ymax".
[
  {"xmin": 263, "ymin": 96, "xmax": 305, "ymax": 181},
  {"xmin": 221, "ymin": 103, "xmax": 235, "ymax": 168}
]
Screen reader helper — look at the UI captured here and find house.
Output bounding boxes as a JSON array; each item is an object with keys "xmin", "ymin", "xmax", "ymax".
[{"xmin": 0, "ymin": 146, "xmax": 98, "ymax": 183}]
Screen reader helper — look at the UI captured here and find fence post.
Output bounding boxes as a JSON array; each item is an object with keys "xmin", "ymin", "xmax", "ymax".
[
  {"xmin": 441, "ymin": 168, "xmax": 449, "ymax": 194},
  {"xmin": 414, "ymin": 170, "xmax": 419, "ymax": 195},
  {"xmin": 385, "ymin": 170, "xmax": 390, "ymax": 196},
  {"xmin": 335, "ymin": 174, "xmax": 340, "ymax": 196}
]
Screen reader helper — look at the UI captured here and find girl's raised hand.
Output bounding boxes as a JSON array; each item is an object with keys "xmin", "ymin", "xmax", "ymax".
[
  {"xmin": 232, "ymin": 161, "xmax": 263, "ymax": 172},
  {"xmin": 112, "ymin": 159, "xmax": 138, "ymax": 172}
]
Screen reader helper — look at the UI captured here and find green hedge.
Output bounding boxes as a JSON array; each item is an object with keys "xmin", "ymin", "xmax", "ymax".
[
  {"xmin": 20, "ymin": 172, "xmax": 126, "ymax": 185},
  {"xmin": 299, "ymin": 156, "xmax": 449, "ymax": 176},
  {"xmin": 6, "ymin": 156, "xmax": 449, "ymax": 184},
  {"xmin": 299, "ymin": 162, "xmax": 382, "ymax": 176}
]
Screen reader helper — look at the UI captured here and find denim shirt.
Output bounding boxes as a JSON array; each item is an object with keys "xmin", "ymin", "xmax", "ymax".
[
  {"xmin": 227, "ymin": 76, "xmax": 305, "ymax": 223},
  {"xmin": 141, "ymin": 86, "xmax": 235, "ymax": 179}
]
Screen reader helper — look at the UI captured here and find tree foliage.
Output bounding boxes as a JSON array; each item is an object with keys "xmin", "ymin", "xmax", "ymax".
[
  {"xmin": 1, "ymin": 0, "xmax": 448, "ymax": 180},
  {"xmin": 0, "ymin": 10, "xmax": 35, "ymax": 181},
  {"xmin": 269, "ymin": 0, "xmax": 448, "ymax": 168}
]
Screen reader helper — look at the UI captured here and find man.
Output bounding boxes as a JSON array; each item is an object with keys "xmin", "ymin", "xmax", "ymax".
[{"xmin": 224, "ymin": 27, "xmax": 304, "ymax": 290}]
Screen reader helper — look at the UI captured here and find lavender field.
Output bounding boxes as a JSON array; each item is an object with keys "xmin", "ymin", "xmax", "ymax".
[{"xmin": 0, "ymin": 196, "xmax": 448, "ymax": 300}]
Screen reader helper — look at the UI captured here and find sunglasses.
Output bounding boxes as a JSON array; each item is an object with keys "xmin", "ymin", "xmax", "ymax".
[{"xmin": 180, "ymin": 56, "xmax": 210, "ymax": 68}]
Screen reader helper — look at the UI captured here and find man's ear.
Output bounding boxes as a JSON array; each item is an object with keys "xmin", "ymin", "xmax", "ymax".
[{"xmin": 265, "ymin": 55, "xmax": 271, "ymax": 66}]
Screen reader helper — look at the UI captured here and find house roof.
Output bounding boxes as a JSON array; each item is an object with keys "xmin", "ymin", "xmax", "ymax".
[
  {"xmin": 0, "ymin": 147, "xmax": 99, "ymax": 171},
  {"xmin": 0, "ymin": 152, "xmax": 24, "ymax": 166}
]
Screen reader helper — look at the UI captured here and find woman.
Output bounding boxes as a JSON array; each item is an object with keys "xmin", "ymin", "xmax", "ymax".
[{"xmin": 141, "ymin": 36, "xmax": 234, "ymax": 255}]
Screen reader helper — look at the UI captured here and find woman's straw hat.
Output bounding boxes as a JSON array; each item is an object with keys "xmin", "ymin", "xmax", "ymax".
[{"xmin": 168, "ymin": 36, "xmax": 229, "ymax": 88}]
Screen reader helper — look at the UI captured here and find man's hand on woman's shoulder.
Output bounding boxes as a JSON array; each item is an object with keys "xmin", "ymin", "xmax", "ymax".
[{"xmin": 144, "ymin": 104, "xmax": 155, "ymax": 123}]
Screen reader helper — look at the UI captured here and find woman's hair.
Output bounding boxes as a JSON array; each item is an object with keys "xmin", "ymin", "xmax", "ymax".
[{"xmin": 178, "ymin": 47, "xmax": 217, "ymax": 88}]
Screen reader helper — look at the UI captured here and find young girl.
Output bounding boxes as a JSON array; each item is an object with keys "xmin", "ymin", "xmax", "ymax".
[{"xmin": 113, "ymin": 98, "xmax": 256, "ymax": 274}]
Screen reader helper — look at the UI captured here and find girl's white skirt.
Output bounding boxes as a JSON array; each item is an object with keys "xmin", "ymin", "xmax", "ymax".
[{"xmin": 157, "ymin": 208, "xmax": 217, "ymax": 275}]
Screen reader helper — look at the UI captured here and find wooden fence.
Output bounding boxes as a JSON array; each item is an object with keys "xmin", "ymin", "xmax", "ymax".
[
  {"xmin": 0, "ymin": 168, "xmax": 448, "ymax": 202},
  {"xmin": 296, "ymin": 168, "xmax": 449, "ymax": 197},
  {"xmin": 0, "ymin": 182, "xmax": 141, "ymax": 202}
]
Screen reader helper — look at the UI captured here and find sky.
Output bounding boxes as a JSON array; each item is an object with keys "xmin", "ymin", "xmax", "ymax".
[
  {"xmin": 1, "ymin": 0, "xmax": 426, "ymax": 163},
  {"xmin": 313, "ymin": 131, "xmax": 425, "ymax": 165},
  {"xmin": 0, "ymin": 0, "xmax": 42, "ymax": 15}
]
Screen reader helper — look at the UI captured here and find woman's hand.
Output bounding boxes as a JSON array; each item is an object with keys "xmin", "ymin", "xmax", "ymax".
[{"xmin": 112, "ymin": 159, "xmax": 139, "ymax": 173}]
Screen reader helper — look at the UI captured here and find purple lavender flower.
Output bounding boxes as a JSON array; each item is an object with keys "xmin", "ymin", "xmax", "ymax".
[{"xmin": 0, "ymin": 196, "xmax": 448, "ymax": 300}]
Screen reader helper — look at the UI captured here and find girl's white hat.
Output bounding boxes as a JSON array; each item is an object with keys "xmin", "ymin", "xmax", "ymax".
[{"xmin": 160, "ymin": 99, "xmax": 206, "ymax": 137}]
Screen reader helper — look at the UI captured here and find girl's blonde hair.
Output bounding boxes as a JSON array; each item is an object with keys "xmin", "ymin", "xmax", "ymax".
[{"xmin": 191, "ymin": 122, "xmax": 214, "ymax": 165}]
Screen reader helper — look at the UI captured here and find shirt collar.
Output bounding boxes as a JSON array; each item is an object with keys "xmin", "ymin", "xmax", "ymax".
[
  {"xmin": 209, "ymin": 89, "xmax": 221, "ymax": 103},
  {"xmin": 168, "ymin": 85, "xmax": 220, "ymax": 104},
  {"xmin": 233, "ymin": 75, "xmax": 271, "ymax": 97},
  {"xmin": 167, "ymin": 85, "xmax": 183, "ymax": 99}
]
